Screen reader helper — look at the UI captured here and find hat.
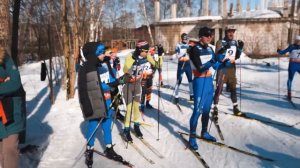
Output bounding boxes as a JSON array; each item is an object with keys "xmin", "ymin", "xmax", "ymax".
[
  {"xmin": 199, "ymin": 27, "xmax": 213, "ymax": 37},
  {"xmin": 295, "ymin": 35, "xmax": 300, "ymax": 41},
  {"xmin": 225, "ymin": 25, "xmax": 236, "ymax": 31},
  {"xmin": 181, "ymin": 33, "xmax": 188, "ymax": 40},
  {"xmin": 136, "ymin": 40, "xmax": 150, "ymax": 50},
  {"xmin": 188, "ymin": 37, "xmax": 199, "ymax": 43},
  {"xmin": 95, "ymin": 43, "xmax": 106, "ymax": 56}
]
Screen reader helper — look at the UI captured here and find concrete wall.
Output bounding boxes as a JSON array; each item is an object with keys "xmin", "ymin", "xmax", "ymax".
[{"xmin": 155, "ymin": 18, "xmax": 299, "ymax": 58}]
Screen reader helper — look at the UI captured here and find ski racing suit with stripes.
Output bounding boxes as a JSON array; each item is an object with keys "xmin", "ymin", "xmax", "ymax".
[
  {"xmin": 174, "ymin": 42, "xmax": 193, "ymax": 99},
  {"xmin": 278, "ymin": 44, "xmax": 300, "ymax": 92},
  {"xmin": 86, "ymin": 58, "xmax": 116, "ymax": 147},
  {"xmin": 189, "ymin": 42, "xmax": 222, "ymax": 135}
]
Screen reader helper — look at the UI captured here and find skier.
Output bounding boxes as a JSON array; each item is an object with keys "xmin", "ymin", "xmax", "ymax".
[
  {"xmin": 0, "ymin": 47, "xmax": 26, "ymax": 168},
  {"xmin": 188, "ymin": 27, "xmax": 229, "ymax": 150},
  {"xmin": 156, "ymin": 44, "xmax": 165, "ymax": 86},
  {"xmin": 78, "ymin": 42, "xmax": 124, "ymax": 168},
  {"xmin": 140, "ymin": 46, "xmax": 164, "ymax": 112},
  {"xmin": 122, "ymin": 40, "xmax": 162, "ymax": 142},
  {"xmin": 277, "ymin": 35, "xmax": 300, "ymax": 100},
  {"xmin": 174, "ymin": 33, "xmax": 194, "ymax": 104},
  {"xmin": 106, "ymin": 48, "xmax": 125, "ymax": 121},
  {"xmin": 212, "ymin": 25, "xmax": 245, "ymax": 117}
]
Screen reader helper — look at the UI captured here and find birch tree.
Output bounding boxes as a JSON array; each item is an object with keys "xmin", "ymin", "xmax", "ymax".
[{"xmin": 139, "ymin": 0, "xmax": 154, "ymax": 45}]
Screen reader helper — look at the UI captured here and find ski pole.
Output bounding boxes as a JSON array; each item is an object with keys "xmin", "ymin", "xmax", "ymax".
[
  {"xmin": 157, "ymin": 58, "xmax": 161, "ymax": 141},
  {"xmin": 171, "ymin": 60, "xmax": 186, "ymax": 102}
]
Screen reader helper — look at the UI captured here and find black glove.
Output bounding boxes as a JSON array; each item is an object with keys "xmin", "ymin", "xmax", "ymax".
[
  {"xmin": 277, "ymin": 49, "xmax": 281, "ymax": 53},
  {"xmin": 237, "ymin": 40, "xmax": 244, "ymax": 49},
  {"xmin": 217, "ymin": 44, "xmax": 231, "ymax": 54},
  {"xmin": 114, "ymin": 57, "xmax": 120, "ymax": 64}
]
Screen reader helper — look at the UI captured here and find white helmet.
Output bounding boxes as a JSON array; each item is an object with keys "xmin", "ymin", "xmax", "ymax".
[{"xmin": 295, "ymin": 35, "xmax": 300, "ymax": 41}]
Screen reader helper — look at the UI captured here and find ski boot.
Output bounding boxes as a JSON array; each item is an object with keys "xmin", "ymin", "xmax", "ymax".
[
  {"xmin": 84, "ymin": 146, "xmax": 94, "ymax": 168},
  {"xmin": 189, "ymin": 134, "xmax": 198, "ymax": 150},
  {"xmin": 146, "ymin": 101, "xmax": 154, "ymax": 109},
  {"xmin": 173, "ymin": 97, "xmax": 179, "ymax": 104},
  {"xmin": 287, "ymin": 92, "xmax": 292, "ymax": 101},
  {"xmin": 105, "ymin": 145, "xmax": 123, "ymax": 162},
  {"xmin": 233, "ymin": 105, "xmax": 246, "ymax": 117},
  {"xmin": 212, "ymin": 106, "xmax": 218, "ymax": 121},
  {"xmin": 134, "ymin": 123, "xmax": 143, "ymax": 138},
  {"xmin": 189, "ymin": 95, "xmax": 194, "ymax": 101},
  {"xmin": 123, "ymin": 128, "xmax": 133, "ymax": 142},
  {"xmin": 201, "ymin": 132, "xmax": 216, "ymax": 142}
]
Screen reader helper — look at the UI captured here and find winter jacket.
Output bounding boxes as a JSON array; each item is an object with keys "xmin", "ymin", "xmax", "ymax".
[
  {"xmin": 78, "ymin": 42, "xmax": 107, "ymax": 120},
  {"xmin": 0, "ymin": 55, "xmax": 26, "ymax": 139}
]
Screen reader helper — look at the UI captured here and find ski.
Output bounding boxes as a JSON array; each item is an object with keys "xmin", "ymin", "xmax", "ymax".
[
  {"xmin": 219, "ymin": 111, "xmax": 293, "ymax": 128},
  {"xmin": 175, "ymin": 104, "xmax": 183, "ymax": 113},
  {"xmin": 210, "ymin": 117, "xmax": 224, "ymax": 141},
  {"xmin": 129, "ymin": 142, "xmax": 155, "ymax": 164},
  {"xmin": 178, "ymin": 131, "xmax": 274, "ymax": 162},
  {"xmin": 120, "ymin": 134, "xmax": 155, "ymax": 164},
  {"xmin": 133, "ymin": 136, "xmax": 165, "ymax": 159},
  {"xmin": 93, "ymin": 149, "xmax": 134, "ymax": 168},
  {"xmin": 178, "ymin": 132, "xmax": 210, "ymax": 168}
]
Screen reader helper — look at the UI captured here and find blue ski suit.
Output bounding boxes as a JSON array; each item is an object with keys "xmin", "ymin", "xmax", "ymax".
[
  {"xmin": 188, "ymin": 43, "xmax": 225, "ymax": 134},
  {"xmin": 174, "ymin": 42, "xmax": 193, "ymax": 98},
  {"xmin": 86, "ymin": 59, "xmax": 116, "ymax": 147},
  {"xmin": 278, "ymin": 44, "xmax": 300, "ymax": 92}
]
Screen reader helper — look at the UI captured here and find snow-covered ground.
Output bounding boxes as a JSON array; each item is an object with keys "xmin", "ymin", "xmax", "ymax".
[{"xmin": 19, "ymin": 51, "xmax": 300, "ymax": 168}]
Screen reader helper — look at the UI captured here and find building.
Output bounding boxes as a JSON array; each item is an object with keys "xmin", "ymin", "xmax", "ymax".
[{"xmin": 153, "ymin": 0, "xmax": 300, "ymax": 58}]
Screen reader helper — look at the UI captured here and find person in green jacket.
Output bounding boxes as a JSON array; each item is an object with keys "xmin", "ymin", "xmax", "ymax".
[
  {"xmin": 0, "ymin": 47, "xmax": 26, "ymax": 168},
  {"xmin": 122, "ymin": 40, "xmax": 162, "ymax": 142}
]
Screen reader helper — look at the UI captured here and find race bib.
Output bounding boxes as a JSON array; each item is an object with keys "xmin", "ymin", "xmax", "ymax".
[
  {"xmin": 100, "ymin": 71, "xmax": 110, "ymax": 83},
  {"xmin": 290, "ymin": 49, "xmax": 300, "ymax": 59},
  {"xmin": 179, "ymin": 48, "xmax": 187, "ymax": 57},
  {"xmin": 225, "ymin": 46, "xmax": 237, "ymax": 61},
  {"xmin": 200, "ymin": 54, "xmax": 212, "ymax": 64},
  {"xmin": 141, "ymin": 62, "xmax": 153, "ymax": 74}
]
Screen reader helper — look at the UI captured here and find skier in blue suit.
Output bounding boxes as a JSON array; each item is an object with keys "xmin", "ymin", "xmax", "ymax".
[
  {"xmin": 277, "ymin": 35, "xmax": 300, "ymax": 100},
  {"xmin": 174, "ymin": 33, "xmax": 194, "ymax": 104},
  {"xmin": 188, "ymin": 27, "xmax": 230, "ymax": 150}
]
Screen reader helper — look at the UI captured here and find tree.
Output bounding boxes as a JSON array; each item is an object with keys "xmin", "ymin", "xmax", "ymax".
[
  {"xmin": 0, "ymin": 0, "xmax": 10, "ymax": 50},
  {"xmin": 11, "ymin": 0, "xmax": 21, "ymax": 66},
  {"xmin": 139, "ymin": 0, "xmax": 154, "ymax": 45}
]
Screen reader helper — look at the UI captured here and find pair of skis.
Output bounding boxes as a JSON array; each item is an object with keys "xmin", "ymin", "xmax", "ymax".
[
  {"xmin": 120, "ymin": 133, "xmax": 165, "ymax": 165},
  {"xmin": 93, "ymin": 149, "xmax": 134, "ymax": 168},
  {"xmin": 178, "ymin": 131, "xmax": 274, "ymax": 167}
]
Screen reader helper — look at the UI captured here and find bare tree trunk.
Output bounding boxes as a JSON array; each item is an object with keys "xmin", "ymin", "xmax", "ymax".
[
  {"xmin": 48, "ymin": 0, "xmax": 54, "ymax": 104},
  {"xmin": 11, "ymin": 0, "xmax": 20, "ymax": 66},
  {"xmin": 0, "ymin": 0, "xmax": 10, "ymax": 50},
  {"xmin": 89, "ymin": 0, "xmax": 105, "ymax": 42},
  {"xmin": 140, "ymin": 0, "xmax": 154, "ymax": 45},
  {"xmin": 61, "ymin": 0, "xmax": 74, "ymax": 99}
]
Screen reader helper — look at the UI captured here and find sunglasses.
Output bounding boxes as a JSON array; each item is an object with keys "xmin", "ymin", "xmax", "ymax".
[{"xmin": 141, "ymin": 49, "xmax": 149, "ymax": 52}]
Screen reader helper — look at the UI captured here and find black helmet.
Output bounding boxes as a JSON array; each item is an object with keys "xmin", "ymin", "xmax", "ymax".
[
  {"xmin": 181, "ymin": 33, "xmax": 188, "ymax": 40},
  {"xmin": 198, "ymin": 27, "xmax": 213, "ymax": 37}
]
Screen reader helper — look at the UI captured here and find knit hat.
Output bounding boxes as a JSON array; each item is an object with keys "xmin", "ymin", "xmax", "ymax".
[
  {"xmin": 136, "ymin": 40, "xmax": 149, "ymax": 51},
  {"xmin": 95, "ymin": 43, "xmax": 106, "ymax": 56},
  {"xmin": 225, "ymin": 25, "xmax": 236, "ymax": 32},
  {"xmin": 181, "ymin": 33, "xmax": 188, "ymax": 40},
  {"xmin": 199, "ymin": 27, "xmax": 213, "ymax": 37}
]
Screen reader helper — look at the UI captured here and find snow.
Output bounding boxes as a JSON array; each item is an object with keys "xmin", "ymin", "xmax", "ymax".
[
  {"xmin": 19, "ymin": 52, "xmax": 300, "ymax": 168},
  {"xmin": 231, "ymin": 10, "xmax": 282, "ymax": 19},
  {"xmin": 160, "ymin": 16, "xmax": 223, "ymax": 23}
]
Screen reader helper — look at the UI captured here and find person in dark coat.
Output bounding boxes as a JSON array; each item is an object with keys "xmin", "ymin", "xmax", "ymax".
[
  {"xmin": 78, "ymin": 42, "xmax": 124, "ymax": 168},
  {"xmin": 0, "ymin": 47, "xmax": 26, "ymax": 168}
]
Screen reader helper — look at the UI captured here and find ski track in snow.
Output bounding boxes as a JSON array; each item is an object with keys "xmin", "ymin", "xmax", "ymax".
[{"xmin": 18, "ymin": 53, "xmax": 300, "ymax": 168}]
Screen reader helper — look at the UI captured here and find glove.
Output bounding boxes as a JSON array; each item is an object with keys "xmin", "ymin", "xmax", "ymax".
[
  {"xmin": 114, "ymin": 57, "xmax": 120, "ymax": 64},
  {"xmin": 237, "ymin": 40, "xmax": 244, "ymax": 49},
  {"xmin": 277, "ymin": 49, "xmax": 281, "ymax": 53}
]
